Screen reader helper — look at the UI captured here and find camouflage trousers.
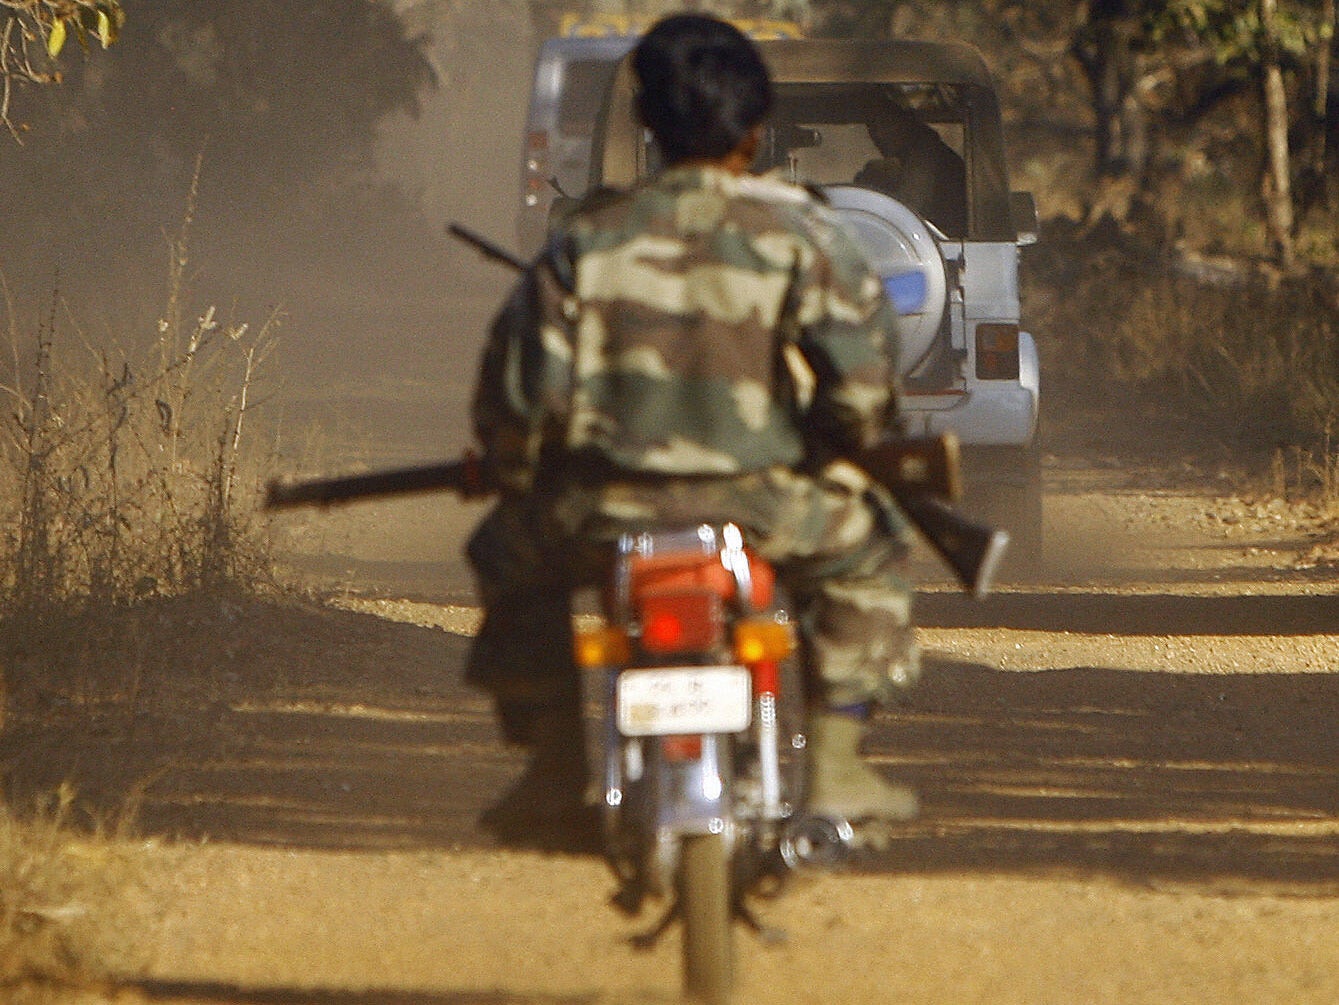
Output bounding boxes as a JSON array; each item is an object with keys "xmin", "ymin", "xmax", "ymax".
[{"xmin": 464, "ymin": 463, "xmax": 919, "ymax": 719}]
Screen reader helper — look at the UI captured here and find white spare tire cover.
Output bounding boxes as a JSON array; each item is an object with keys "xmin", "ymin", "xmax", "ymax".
[{"xmin": 824, "ymin": 185, "xmax": 947, "ymax": 375}]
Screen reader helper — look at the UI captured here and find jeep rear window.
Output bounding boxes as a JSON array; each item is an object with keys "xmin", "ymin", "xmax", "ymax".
[
  {"xmin": 765, "ymin": 83, "xmax": 969, "ymax": 235},
  {"xmin": 557, "ymin": 60, "xmax": 621, "ymax": 137}
]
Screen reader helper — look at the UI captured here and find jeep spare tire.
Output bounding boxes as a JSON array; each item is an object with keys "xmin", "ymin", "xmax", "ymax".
[{"xmin": 823, "ymin": 185, "xmax": 947, "ymax": 376}]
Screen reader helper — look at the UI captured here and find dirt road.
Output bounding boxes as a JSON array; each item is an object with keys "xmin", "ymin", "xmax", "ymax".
[{"xmin": 7, "ymin": 443, "xmax": 1339, "ymax": 1004}]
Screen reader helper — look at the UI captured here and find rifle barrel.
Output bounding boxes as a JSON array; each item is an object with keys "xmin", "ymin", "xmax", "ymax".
[
  {"xmin": 447, "ymin": 223, "xmax": 527, "ymax": 272},
  {"xmin": 264, "ymin": 461, "xmax": 471, "ymax": 510}
]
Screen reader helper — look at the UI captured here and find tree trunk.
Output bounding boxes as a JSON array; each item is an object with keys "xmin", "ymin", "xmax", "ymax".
[
  {"xmin": 1071, "ymin": 0, "xmax": 1147, "ymax": 180},
  {"xmin": 1260, "ymin": 0, "xmax": 1295, "ymax": 269},
  {"xmin": 1315, "ymin": 0, "xmax": 1334, "ymax": 190}
]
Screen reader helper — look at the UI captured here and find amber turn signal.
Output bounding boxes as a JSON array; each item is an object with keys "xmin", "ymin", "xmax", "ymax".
[
  {"xmin": 733, "ymin": 618, "xmax": 795, "ymax": 664},
  {"xmin": 574, "ymin": 626, "xmax": 631, "ymax": 668}
]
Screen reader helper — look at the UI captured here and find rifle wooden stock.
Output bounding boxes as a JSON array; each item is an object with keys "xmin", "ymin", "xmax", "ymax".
[
  {"xmin": 858, "ymin": 433, "xmax": 962, "ymax": 501},
  {"xmin": 894, "ymin": 492, "xmax": 1009, "ymax": 599},
  {"xmin": 855, "ymin": 432, "xmax": 1008, "ymax": 595}
]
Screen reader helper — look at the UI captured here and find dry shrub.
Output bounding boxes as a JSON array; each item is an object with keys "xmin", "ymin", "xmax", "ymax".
[
  {"xmin": 0, "ymin": 786, "xmax": 144, "ymax": 1003},
  {"xmin": 1269, "ymin": 433, "xmax": 1339, "ymax": 517},
  {"xmin": 1, "ymin": 161, "xmax": 283, "ymax": 616},
  {"xmin": 0, "ymin": 280, "xmax": 281, "ymax": 616},
  {"xmin": 1103, "ymin": 274, "xmax": 1338, "ymax": 445},
  {"xmin": 0, "ymin": 188, "xmax": 281, "ymax": 998},
  {"xmin": 1028, "ymin": 217, "xmax": 1339, "ymax": 470}
]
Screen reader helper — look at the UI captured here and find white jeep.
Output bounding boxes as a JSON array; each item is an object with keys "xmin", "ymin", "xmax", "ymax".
[
  {"xmin": 528, "ymin": 38, "xmax": 1043, "ymax": 565},
  {"xmin": 516, "ymin": 35, "xmax": 637, "ymax": 257}
]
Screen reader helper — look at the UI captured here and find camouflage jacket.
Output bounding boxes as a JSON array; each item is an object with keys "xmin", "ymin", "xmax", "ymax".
[{"xmin": 472, "ymin": 165, "xmax": 901, "ymax": 491}]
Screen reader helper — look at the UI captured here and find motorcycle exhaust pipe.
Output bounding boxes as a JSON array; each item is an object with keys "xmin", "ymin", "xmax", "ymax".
[{"xmin": 779, "ymin": 814, "xmax": 856, "ymax": 871}]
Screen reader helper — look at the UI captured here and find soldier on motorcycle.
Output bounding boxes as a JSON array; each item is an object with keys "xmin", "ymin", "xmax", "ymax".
[{"xmin": 466, "ymin": 12, "xmax": 921, "ymax": 844}]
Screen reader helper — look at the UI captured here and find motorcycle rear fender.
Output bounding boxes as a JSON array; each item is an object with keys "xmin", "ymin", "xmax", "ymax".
[
  {"xmin": 651, "ymin": 733, "xmax": 735, "ymax": 835},
  {"xmin": 603, "ymin": 732, "xmax": 736, "ymax": 835},
  {"xmin": 606, "ymin": 732, "xmax": 737, "ymax": 896}
]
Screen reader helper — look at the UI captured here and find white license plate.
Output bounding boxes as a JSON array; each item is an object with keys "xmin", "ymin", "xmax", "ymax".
[{"xmin": 617, "ymin": 666, "xmax": 752, "ymax": 737}]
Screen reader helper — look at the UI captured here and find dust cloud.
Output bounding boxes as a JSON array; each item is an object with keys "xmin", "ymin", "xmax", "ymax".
[
  {"xmin": 0, "ymin": 1, "xmax": 538, "ymax": 470},
  {"xmin": 347, "ymin": 1, "xmax": 536, "ymax": 457},
  {"xmin": 263, "ymin": 1, "xmax": 539, "ymax": 577},
  {"xmin": 268, "ymin": 0, "xmax": 537, "ymax": 462},
  {"xmin": 0, "ymin": 2, "xmax": 547, "ymax": 584},
  {"xmin": 283, "ymin": 1, "xmax": 538, "ymax": 463}
]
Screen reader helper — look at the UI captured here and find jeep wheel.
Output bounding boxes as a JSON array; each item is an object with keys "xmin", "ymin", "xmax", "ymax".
[
  {"xmin": 824, "ymin": 185, "xmax": 947, "ymax": 376},
  {"xmin": 961, "ymin": 442, "xmax": 1044, "ymax": 579}
]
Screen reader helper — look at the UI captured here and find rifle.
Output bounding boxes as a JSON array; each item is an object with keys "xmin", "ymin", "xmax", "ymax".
[{"xmin": 264, "ymin": 433, "xmax": 1007, "ymax": 597}]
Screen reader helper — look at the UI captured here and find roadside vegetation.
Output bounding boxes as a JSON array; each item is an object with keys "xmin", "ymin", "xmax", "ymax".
[
  {"xmin": 1027, "ymin": 216, "xmax": 1339, "ymax": 510},
  {"xmin": 0, "ymin": 188, "xmax": 279, "ymax": 995},
  {"xmin": 0, "ymin": 184, "xmax": 279, "ymax": 616},
  {"xmin": 0, "ymin": 786, "xmax": 145, "ymax": 1003}
]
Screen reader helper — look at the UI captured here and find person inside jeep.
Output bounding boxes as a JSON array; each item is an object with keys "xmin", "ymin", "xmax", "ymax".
[
  {"xmin": 465, "ymin": 13, "xmax": 922, "ymax": 844},
  {"xmin": 855, "ymin": 103, "xmax": 967, "ymax": 236}
]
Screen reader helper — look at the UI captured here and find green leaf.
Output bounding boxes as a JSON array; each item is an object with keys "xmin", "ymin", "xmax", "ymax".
[
  {"xmin": 46, "ymin": 19, "xmax": 67, "ymax": 59},
  {"xmin": 100, "ymin": 3, "xmax": 124, "ymax": 46}
]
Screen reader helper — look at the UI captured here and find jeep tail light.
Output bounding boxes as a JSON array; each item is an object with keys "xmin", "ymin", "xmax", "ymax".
[
  {"xmin": 524, "ymin": 130, "xmax": 549, "ymax": 207},
  {"xmin": 975, "ymin": 323, "xmax": 1020, "ymax": 380},
  {"xmin": 639, "ymin": 591, "xmax": 723, "ymax": 655}
]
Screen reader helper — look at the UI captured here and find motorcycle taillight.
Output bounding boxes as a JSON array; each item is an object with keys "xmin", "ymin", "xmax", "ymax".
[
  {"xmin": 660, "ymin": 734, "xmax": 703, "ymax": 761},
  {"xmin": 638, "ymin": 590, "xmax": 723, "ymax": 655},
  {"xmin": 573, "ymin": 625, "xmax": 631, "ymax": 668},
  {"xmin": 733, "ymin": 617, "xmax": 795, "ymax": 664}
]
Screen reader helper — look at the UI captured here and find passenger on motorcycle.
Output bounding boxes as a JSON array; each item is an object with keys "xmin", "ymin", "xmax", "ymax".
[{"xmin": 466, "ymin": 13, "xmax": 921, "ymax": 845}]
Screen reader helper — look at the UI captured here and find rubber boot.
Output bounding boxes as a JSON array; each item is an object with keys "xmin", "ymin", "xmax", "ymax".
[
  {"xmin": 804, "ymin": 711, "xmax": 918, "ymax": 822},
  {"xmin": 479, "ymin": 683, "xmax": 596, "ymax": 849}
]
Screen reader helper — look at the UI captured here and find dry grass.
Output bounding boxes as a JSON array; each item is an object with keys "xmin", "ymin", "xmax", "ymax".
[
  {"xmin": 0, "ymin": 786, "xmax": 146, "ymax": 1003},
  {"xmin": 1269, "ymin": 433, "xmax": 1339, "ymax": 515},
  {"xmin": 1118, "ymin": 277, "xmax": 1335, "ymax": 443},
  {"xmin": 1027, "ymin": 216, "xmax": 1339, "ymax": 509},
  {"xmin": 0, "ymin": 190, "xmax": 279, "ymax": 1000}
]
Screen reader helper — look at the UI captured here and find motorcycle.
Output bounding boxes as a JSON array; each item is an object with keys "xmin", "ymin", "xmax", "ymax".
[{"xmin": 572, "ymin": 520, "xmax": 818, "ymax": 1002}]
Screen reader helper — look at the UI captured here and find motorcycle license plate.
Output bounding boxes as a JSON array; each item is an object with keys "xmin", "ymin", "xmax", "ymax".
[{"xmin": 617, "ymin": 666, "xmax": 752, "ymax": 737}]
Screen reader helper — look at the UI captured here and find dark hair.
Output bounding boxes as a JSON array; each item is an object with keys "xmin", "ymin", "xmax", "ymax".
[{"xmin": 631, "ymin": 14, "xmax": 773, "ymax": 165}]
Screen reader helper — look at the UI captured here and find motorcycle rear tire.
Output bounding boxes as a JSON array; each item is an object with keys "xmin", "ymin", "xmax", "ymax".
[{"xmin": 680, "ymin": 831, "xmax": 735, "ymax": 1003}]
